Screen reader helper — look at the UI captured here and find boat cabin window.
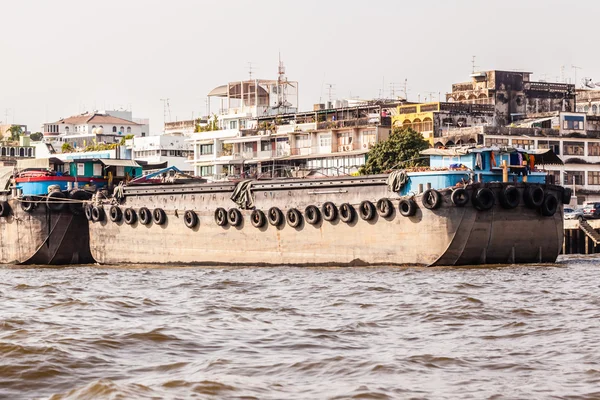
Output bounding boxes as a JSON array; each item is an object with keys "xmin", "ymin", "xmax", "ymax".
[{"xmin": 77, "ymin": 163, "xmax": 85, "ymax": 176}]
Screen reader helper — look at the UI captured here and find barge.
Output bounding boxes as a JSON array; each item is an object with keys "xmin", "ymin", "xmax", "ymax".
[{"xmin": 86, "ymin": 146, "xmax": 568, "ymax": 266}]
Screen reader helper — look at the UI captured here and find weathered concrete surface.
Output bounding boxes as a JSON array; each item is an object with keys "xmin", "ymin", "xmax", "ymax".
[
  {"xmin": 0, "ymin": 198, "xmax": 93, "ymax": 265},
  {"xmin": 89, "ymin": 176, "xmax": 565, "ymax": 267}
]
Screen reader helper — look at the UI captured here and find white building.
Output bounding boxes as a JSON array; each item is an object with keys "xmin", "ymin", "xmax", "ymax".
[{"xmin": 129, "ymin": 134, "xmax": 193, "ymax": 173}]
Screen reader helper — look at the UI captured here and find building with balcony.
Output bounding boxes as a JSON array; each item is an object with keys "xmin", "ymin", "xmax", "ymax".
[
  {"xmin": 129, "ymin": 134, "xmax": 193, "ymax": 173},
  {"xmin": 446, "ymin": 70, "xmax": 575, "ymax": 126}
]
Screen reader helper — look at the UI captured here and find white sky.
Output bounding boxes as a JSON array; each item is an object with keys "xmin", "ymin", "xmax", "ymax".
[{"xmin": 0, "ymin": 0, "xmax": 597, "ymax": 133}]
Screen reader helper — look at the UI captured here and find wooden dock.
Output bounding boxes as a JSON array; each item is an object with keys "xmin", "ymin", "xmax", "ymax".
[{"xmin": 563, "ymin": 220, "xmax": 600, "ymax": 255}]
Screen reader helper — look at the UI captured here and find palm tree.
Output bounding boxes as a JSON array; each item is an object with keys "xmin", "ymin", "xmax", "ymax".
[{"xmin": 6, "ymin": 125, "xmax": 23, "ymax": 142}]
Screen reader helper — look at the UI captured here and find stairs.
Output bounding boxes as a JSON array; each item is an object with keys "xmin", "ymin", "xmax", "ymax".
[{"xmin": 579, "ymin": 220, "xmax": 600, "ymax": 245}]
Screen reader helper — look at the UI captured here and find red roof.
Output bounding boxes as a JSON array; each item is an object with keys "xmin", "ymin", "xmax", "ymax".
[{"xmin": 52, "ymin": 113, "xmax": 140, "ymax": 126}]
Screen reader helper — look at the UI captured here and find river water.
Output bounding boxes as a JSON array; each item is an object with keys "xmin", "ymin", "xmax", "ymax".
[{"xmin": 1, "ymin": 256, "xmax": 600, "ymax": 400}]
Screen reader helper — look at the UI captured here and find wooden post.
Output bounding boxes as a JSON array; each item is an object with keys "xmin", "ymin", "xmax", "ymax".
[{"xmin": 502, "ymin": 160, "xmax": 508, "ymax": 183}]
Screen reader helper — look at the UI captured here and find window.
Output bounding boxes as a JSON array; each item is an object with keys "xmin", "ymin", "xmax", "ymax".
[
  {"xmin": 589, "ymin": 171, "xmax": 600, "ymax": 185},
  {"xmin": 161, "ymin": 150, "xmax": 168, "ymax": 156},
  {"xmin": 589, "ymin": 142, "xmax": 600, "ymax": 156},
  {"xmin": 127, "ymin": 127, "xmax": 131, "ymax": 133},
  {"xmin": 538, "ymin": 140, "xmax": 560, "ymax": 154},
  {"xmin": 65, "ymin": 127, "xmax": 69, "ymax": 134},
  {"xmin": 296, "ymin": 134, "xmax": 310, "ymax": 148},
  {"xmin": 362, "ymin": 130, "xmax": 376, "ymax": 146},
  {"xmin": 548, "ymin": 170, "xmax": 561, "ymax": 185},
  {"xmin": 320, "ymin": 133, "xmax": 332, "ymax": 147},
  {"xmin": 200, "ymin": 166, "xmax": 214, "ymax": 176},
  {"xmin": 338, "ymin": 132, "xmax": 353, "ymax": 145},
  {"xmin": 511, "ymin": 139, "xmax": 534, "ymax": 149},
  {"xmin": 77, "ymin": 163, "xmax": 85, "ymax": 175},
  {"xmin": 112, "ymin": 126, "xmax": 117, "ymax": 133},
  {"xmin": 486, "ymin": 138, "xmax": 509, "ymax": 146},
  {"xmin": 563, "ymin": 117, "xmax": 584, "ymax": 130},
  {"xmin": 563, "ymin": 141, "xmax": 585, "ymax": 156},
  {"xmin": 229, "ymin": 120, "xmax": 238, "ymax": 130},
  {"xmin": 564, "ymin": 171, "xmax": 584, "ymax": 185},
  {"xmin": 120, "ymin": 126, "xmax": 124, "ymax": 133},
  {"xmin": 93, "ymin": 163, "xmax": 102, "ymax": 176}
]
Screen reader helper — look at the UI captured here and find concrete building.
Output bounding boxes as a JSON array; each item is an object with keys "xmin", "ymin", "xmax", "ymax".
[{"xmin": 128, "ymin": 134, "xmax": 193, "ymax": 173}]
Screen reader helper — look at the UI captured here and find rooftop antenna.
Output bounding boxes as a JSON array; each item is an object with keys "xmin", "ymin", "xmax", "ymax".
[
  {"xmin": 160, "ymin": 98, "xmax": 171, "ymax": 133},
  {"xmin": 325, "ymin": 84, "xmax": 335, "ymax": 104},
  {"xmin": 425, "ymin": 91, "xmax": 437, "ymax": 103},
  {"xmin": 248, "ymin": 62, "xmax": 254, "ymax": 80},
  {"xmin": 403, "ymin": 79, "xmax": 409, "ymax": 101},
  {"xmin": 471, "ymin": 55, "xmax": 479, "ymax": 74},
  {"xmin": 572, "ymin": 65, "xmax": 582, "ymax": 88},
  {"xmin": 560, "ymin": 65, "xmax": 565, "ymax": 83}
]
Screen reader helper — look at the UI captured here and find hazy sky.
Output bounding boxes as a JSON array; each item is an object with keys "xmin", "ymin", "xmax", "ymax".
[{"xmin": 1, "ymin": 0, "xmax": 597, "ymax": 133}]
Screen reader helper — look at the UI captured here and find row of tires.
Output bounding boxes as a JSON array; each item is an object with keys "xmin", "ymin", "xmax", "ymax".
[
  {"xmin": 20, "ymin": 191, "xmax": 91, "ymax": 214},
  {"xmin": 85, "ymin": 185, "xmax": 564, "ymax": 228}
]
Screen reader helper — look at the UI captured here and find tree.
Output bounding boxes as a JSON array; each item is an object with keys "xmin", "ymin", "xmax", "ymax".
[
  {"xmin": 195, "ymin": 114, "xmax": 219, "ymax": 132},
  {"xmin": 30, "ymin": 132, "xmax": 44, "ymax": 141},
  {"xmin": 360, "ymin": 127, "xmax": 430, "ymax": 175},
  {"xmin": 61, "ymin": 143, "xmax": 74, "ymax": 153},
  {"xmin": 6, "ymin": 125, "xmax": 23, "ymax": 142}
]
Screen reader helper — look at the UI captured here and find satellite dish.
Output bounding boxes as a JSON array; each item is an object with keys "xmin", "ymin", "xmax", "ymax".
[{"xmin": 583, "ymin": 77, "xmax": 595, "ymax": 89}]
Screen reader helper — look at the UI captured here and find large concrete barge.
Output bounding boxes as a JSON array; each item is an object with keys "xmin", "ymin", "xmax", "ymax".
[{"xmin": 87, "ymin": 147, "xmax": 568, "ymax": 266}]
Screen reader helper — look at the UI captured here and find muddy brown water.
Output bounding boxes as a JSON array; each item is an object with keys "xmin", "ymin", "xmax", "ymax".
[{"xmin": 1, "ymin": 256, "xmax": 600, "ymax": 399}]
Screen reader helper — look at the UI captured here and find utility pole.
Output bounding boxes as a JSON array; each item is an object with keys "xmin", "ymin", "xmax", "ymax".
[
  {"xmin": 572, "ymin": 65, "xmax": 582, "ymax": 88},
  {"xmin": 471, "ymin": 56, "xmax": 478, "ymax": 74}
]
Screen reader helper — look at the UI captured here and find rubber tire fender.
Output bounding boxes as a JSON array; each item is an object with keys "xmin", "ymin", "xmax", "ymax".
[
  {"xmin": 228, "ymin": 208, "xmax": 242, "ymax": 227},
  {"xmin": 153, "ymin": 208, "xmax": 167, "ymax": 225},
  {"xmin": 322, "ymin": 202, "xmax": 338, "ymax": 222},
  {"xmin": 68, "ymin": 190, "xmax": 90, "ymax": 215},
  {"xmin": 561, "ymin": 187, "xmax": 573, "ymax": 205},
  {"xmin": 472, "ymin": 187, "xmax": 496, "ymax": 211},
  {"xmin": 541, "ymin": 193, "xmax": 558, "ymax": 217},
  {"xmin": 376, "ymin": 199, "xmax": 393, "ymax": 218},
  {"xmin": 358, "ymin": 200, "xmax": 375, "ymax": 221},
  {"xmin": 91, "ymin": 206, "xmax": 105, "ymax": 222},
  {"xmin": 499, "ymin": 185, "xmax": 520, "ymax": 209},
  {"xmin": 339, "ymin": 203, "xmax": 355, "ymax": 223},
  {"xmin": 110, "ymin": 206, "xmax": 122, "ymax": 222},
  {"xmin": 422, "ymin": 189, "xmax": 442, "ymax": 210},
  {"xmin": 184, "ymin": 210, "xmax": 199, "ymax": 228},
  {"xmin": 286, "ymin": 208, "xmax": 302, "ymax": 228},
  {"xmin": 399, "ymin": 199, "xmax": 417, "ymax": 217},
  {"xmin": 267, "ymin": 207, "xmax": 283, "ymax": 227},
  {"xmin": 0, "ymin": 201, "xmax": 10, "ymax": 217},
  {"xmin": 139, "ymin": 207, "xmax": 152, "ymax": 225},
  {"xmin": 46, "ymin": 191, "xmax": 66, "ymax": 212},
  {"xmin": 304, "ymin": 205, "xmax": 321, "ymax": 225},
  {"xmin": 451, "ymin": 188, "xmax": 469, "ymax": 207},
  {"xmin": 21, "ymin": 196, "xmax": 35, "ymax": 213},
  {"xmin": 84, "ymin": 203, "xmax": 93, "ymax": 220},
  {"xmin": 124, "ymin": 208, "xmax": 137, "ymax": 225},
  {"xmin": 250, "ymin": 209, "xmax": 266, "ymax": 228},
  {"xmin": 524, "ymin": 186, "xmax": 544, "ymax": 208},
  {"xmin": 214, "ymin": 207, "xmax": 227, "ymax": 226}
]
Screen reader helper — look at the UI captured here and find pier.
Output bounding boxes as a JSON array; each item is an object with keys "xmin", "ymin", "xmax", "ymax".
[{"xmin": 563, "ymin": 220, "xmax": 600, "ymax": 255}]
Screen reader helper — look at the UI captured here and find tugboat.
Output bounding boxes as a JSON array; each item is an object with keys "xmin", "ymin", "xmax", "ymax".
[
  {"xmin": 0, "ymin": 158, "xmax": 94, "ymax": 264},
  {"xmin": 86, "ymin": 147, "xmax": 568, "ymax": 266}
]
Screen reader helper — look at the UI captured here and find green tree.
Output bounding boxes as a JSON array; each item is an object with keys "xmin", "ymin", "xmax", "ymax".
[
  {"xmin": 61, "ymin": 143, "xmax": 74, "ymax": 153},
  {"xmin": 6, "ymin": 125, "xmax": 23, "ymax": 142},
  {"xmin": 360, "ymin": 127, "xmax": 430, "ymax": 174},
  {"xmin": 195, "ymin": 114, "xmax": 219, "ymax": 132},
  {"xmin": 30, "ymin": 132, "xmax": 44, "ymax": 141}
]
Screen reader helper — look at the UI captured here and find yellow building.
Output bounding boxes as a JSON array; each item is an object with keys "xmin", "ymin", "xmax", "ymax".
[{"xmin": 392, "ymin": 103, "xmax": 438, "ymax": 145}]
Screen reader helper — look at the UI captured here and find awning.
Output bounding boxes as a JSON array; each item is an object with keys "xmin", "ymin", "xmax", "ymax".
[
  {"xmin": 98, "ymin": 159, "xmax": 140, "ymax": 167},
  {"xmin": 207, "ymin": 85, "xmax": 228, "ymax": 97},
  {"xmin": 525, "ymin": 148, "xmax": 563, "ymax": 165},
  {"xmin": 223, "ymin": 137, "xmax": 263, "ymax": 144},
  {"xmin": 16, "ymin": 157, "xmax": 64, "ymax": 169}
]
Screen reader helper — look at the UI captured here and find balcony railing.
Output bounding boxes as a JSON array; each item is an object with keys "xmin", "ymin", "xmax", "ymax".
[{"xmin": 316, "ymin": 117, "xmax": 389, "ymax": 130}]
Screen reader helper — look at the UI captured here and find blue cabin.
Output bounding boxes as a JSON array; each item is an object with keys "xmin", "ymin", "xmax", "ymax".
[{"xmin": 398, "ymin": 147, "xmax": 563, "ymax": 196}]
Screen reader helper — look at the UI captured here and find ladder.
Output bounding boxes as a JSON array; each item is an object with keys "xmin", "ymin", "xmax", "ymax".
[{"xmin": 579, "ymin": 220, "xmax": 600, "ymax": 245}]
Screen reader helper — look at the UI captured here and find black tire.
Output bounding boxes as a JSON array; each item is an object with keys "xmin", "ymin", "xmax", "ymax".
[
  {"xmin": 339, "ymin": 203, "xmax": 355, "ymax": 223},
  {"xmin": 304, "ymin": 205, "xmax": 321, "ymax": 225},
  {"xmin": 21, "ymin": 196, "xmax": 35, "ymax": 213},
  {"xmin": 578, "ymin": 215, "xmax": 584, "ymax": 222},
  {"xmin": 250, "ymin": 209, "xmax": 266, "ymax": 228},
  {"xmin": 228, "ymin": 208, "xmax": 242, "ymax": 226},
  {"xmin": 322, "ymin": 202, "xmax": 338, "ymax": 221},
  {"xmin": 184, "ymin": 210, "xmax": 198, "ymax": 228},
  {"xmin": 499, "ymin": 185, "xmax": 520, "ymax": 209},
  {"xmin": 124, "ymin": 208, "xmax": 137, "ymax": 225},
  {"xmin": 472, "ymin": 187, "xmax": 495, "ymax": 211},
  {"xmin": 0, "ymin": 201, "xmax": 10, "ymax": 217},
  {"xmin": 68, "ymin": 190, "xmax": 90, "ymax": 215},
  {"xmin": 46, "ymin": 191, "xmax": 66, "ymax": 212},
  {"xmin": 214, "ymin": 207, "xmax": 227, "ymax": 226},
  {"xmin": 451, "ymin": 188, "xmax": 469, "ymax": 207},
  {"xmin": 153, "ymin": 208, "xmax": 167, "ymax": 225},
  {"xmin": 399, "ymin": 199, "xmax": 417, "ymax": 217},
  {"xmin": 268, "ymin": 207, "xmax": 283, "ymax": 226},
  {"xmin": 110, "ymin": 206, "xmax": 122, "ymax": 222},
  {"xmin": 84, "ymin": 203, "xmax": 93, "ymax": 220},
  {"xmin": 562, "ymin": 187, "xmax": 573, "ymax": 205},
  {"xmin": 524, "ymin": 186, "xmax": 544, "ymax": 208},
  {"xmin": 359, "ymin": 201, "xmax": 375, "ymax": 221},
  {"xmin": 541, "ymin": 193, "xmax": 558, "ymax": 217},
  {"xmin": 422, "ymin": 189, "xmax": 442, "ymax": 210},
  {"xmin": 139, "ymin": 207, "xmax": 152, "ymax": 225},
  {"xmin": 91, "ymin": 206, "xmax": 105, "ymax": 222},
  {"xmin": 376, "ymin": 199, "xmax": 393, "ymax": 218},
  {"xmin": 286, "ymin": 208, "xmax": 302, "ymax": 228}
]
